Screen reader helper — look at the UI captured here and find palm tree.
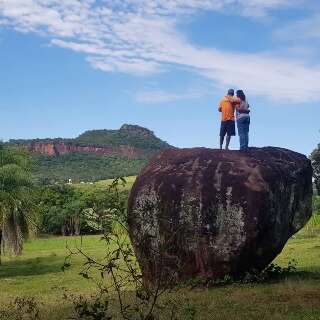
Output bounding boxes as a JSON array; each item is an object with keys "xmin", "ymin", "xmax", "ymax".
[{"xmin": 0, "ymin": 144, "xmax": 33, "ymax": 258}]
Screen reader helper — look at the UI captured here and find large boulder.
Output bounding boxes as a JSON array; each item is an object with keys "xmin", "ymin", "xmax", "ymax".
[{"xmin": 127, "ymin": 147, "xmax": 313, "ymax": 287}]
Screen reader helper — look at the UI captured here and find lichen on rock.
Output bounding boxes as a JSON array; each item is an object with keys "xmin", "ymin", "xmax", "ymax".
[{"xmin": 128, "ymin": 147, "xmax": 313, "ymax": 287}]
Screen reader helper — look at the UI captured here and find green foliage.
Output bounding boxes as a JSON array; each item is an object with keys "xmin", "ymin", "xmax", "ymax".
[
  {"xmin": 0, "ymin": 145, "xmax": 34, "ymax": 255},
  {"xmin": 181, "ymin": 301, "xmax": 197, "ymax": 320},
  {"xmin": 64, "ymin": 293, "xmax": 112, "ymax": 320},
  {"xmin": 32, "ymin": 153, "xmax": 146, "ymax": 184},
  {"xmin": 35, "ymin": 179, "xmax": 130, "ymax": 236},
  {"xmin": 313, "ymin": 196, "xmax": 320, "ymax": 215},
  {"xmin": 311, "ymin": 144, "xmax": 320, "ymax": 195},
  {"xmin": 75, "ymin": 124, "xmax": 170, "ymax": 151},
  {"xmin": 35, "ymin": 185, "xmax": 87, "ymax": 236}
]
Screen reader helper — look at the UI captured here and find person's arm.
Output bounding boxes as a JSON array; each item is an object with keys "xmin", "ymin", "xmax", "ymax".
[
  {"xmin": 235, "ymin": 101, "xmax": 250, "ymax": 114},
  {"xmin": 237, "ymin": 107, "xmax": 250, "ymax": 114}
]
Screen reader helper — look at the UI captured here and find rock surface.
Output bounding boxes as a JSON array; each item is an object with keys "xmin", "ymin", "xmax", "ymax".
[{"xmin": 127, "ymin": 147, "xmax": 313, "ymax": 286}]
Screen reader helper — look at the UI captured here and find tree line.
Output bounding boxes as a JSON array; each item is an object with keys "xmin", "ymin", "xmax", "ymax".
[{"xmin": 32, "ymin": 153, "xmax": 147, "ymax": 184}]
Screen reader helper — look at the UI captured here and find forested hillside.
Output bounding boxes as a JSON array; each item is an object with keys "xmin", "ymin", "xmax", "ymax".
[
  {"xmin": 9, "ymin": 124, "xmax": 172, "ymax": 184},
  {"xmin": 75, "ymin": 124, "xmax": 170, "ymax": 150},
  {"xmin": 32, "ymin": 153, "xmax": 146, "ymax": 184}
]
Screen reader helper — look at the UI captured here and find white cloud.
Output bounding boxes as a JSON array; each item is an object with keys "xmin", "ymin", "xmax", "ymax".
[
  {"xmin": 136, "ymin": 88, "xmax": 211, "ymax": 103},
  {"xmin": 0, "ymin": 0, "xmax": 319, "ymax": 102},
  {"xmin": 136, "ymin": 90, "xmax": 190, "ymax": 104},
  {"xmin": 275, "ymin": 14, "xmax": 320, "ymax": 41},
  {"xmin": 88, "ymin": 56, "xmax": 163, "ymax": 75}
]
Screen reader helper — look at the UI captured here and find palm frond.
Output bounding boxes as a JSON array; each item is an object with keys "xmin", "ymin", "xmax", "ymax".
[{"xmin": 0, "ymin": 145, "xmax": 34, "ymax": 255}]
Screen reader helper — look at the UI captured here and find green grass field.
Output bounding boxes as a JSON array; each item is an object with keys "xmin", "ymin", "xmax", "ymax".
[
  {"xmin": 1, "ymin": 224, "xmax": 320, "ymax": 319},
  {"xmin": 74, "ymin": 175, "xmax": 136, "ymax": 191}
]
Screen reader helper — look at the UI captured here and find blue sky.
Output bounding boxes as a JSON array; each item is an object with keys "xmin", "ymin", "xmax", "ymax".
[{"xmin": 0, "ymin": 0, "xmax": 319, "ymax": 155}]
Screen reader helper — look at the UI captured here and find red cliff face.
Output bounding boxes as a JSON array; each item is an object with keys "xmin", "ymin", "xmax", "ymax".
[
  {"xmin": 25, "ymin": 142, "xmax": 145, "ymax": 158},
  {"xmin": 29, "ymin": 142, "xmax": 57, "ymax": 156}
]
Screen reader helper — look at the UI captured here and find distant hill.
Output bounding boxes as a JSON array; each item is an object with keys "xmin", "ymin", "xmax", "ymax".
[
  {"xmin": 75, "ymin": 124, "xmax": 170, "ymax": 150},
  {"xmin": 8, "ymin": 124, "xmax": 173, "ymax": 184}
]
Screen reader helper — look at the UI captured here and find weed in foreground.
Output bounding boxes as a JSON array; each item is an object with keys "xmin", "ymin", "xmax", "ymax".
[
  {"xmin": 62, "ymin": 178, "xmax": 197, "ymax": 320},
  {"xmin": 0, "ymin": 296, "xmax": 41, "ymax": 320}
]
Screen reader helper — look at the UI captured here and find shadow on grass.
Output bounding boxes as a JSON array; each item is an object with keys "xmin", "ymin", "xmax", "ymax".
[
  {"xmin": 287, "ymin": 270, "xmax": 320, "ymax": 281},
  {"xmin": 239, "ymin": 270, "xmax": 320, "ymax": 286},
  {"xmin": 0, "ymin": 256, "xmax": 64, "ymax": 278},
  {"xmin": 194, "ymin": 270, "xmax": 320, "ymax": 288}
]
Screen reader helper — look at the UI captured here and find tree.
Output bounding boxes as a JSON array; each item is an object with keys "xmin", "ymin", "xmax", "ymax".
[
  {"xmin": 81, "ymin": 180, "xmax": 129, "ymax": 235},
  {"xmin": 0, "ymin": 145, "xmax": 33, "ymax": 256},
  {"xmin": 34, "ymin": 179, "xmax": 130, "ymax": 236},
  {"xmin": 38, "ymin": 185, "xmax": 86, "ymax": 236},
  {"xmin": 311, "ymin": 144, "xmax": 320, "ymax": 195}
]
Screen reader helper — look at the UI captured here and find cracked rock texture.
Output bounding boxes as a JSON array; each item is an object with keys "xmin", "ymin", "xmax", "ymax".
[{"xmin": 128, "ymin": 147, "xmax": 313, "ymax": 286}]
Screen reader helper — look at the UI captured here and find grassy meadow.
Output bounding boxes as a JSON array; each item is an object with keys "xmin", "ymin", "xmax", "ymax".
[
  {"xmin": 1, "ymin": 220, "xmax": 320, "ymax": 319},
  {"xmin": 73, "ymin": 175, "xmax": 136, "ymax": 191}
]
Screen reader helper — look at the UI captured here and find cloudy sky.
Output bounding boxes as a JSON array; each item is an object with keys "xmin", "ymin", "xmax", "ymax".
[{"xmin": 0, "ymin": 0, "xmax": 319, "ymax": 154}]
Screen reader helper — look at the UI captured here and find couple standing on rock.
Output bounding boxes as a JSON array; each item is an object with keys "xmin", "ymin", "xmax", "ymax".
[{"xmin": 218, "ymin": 88, "xmax": 250, "ymax": 151}]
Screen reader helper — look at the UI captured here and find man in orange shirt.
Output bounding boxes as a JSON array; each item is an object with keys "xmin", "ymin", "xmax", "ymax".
[{"xmin": 218, "ymin": 89, "xmax": 236, "ymax": 150}]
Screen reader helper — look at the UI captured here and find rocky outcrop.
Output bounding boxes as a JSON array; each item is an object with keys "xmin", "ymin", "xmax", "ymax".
[
  {"xmin": 23, "ymin": 141, "xmax": 145, "ymax": 158},
  {"xmin": 128, "ymin": 147, "xmax": 313, "ymax": 287}
]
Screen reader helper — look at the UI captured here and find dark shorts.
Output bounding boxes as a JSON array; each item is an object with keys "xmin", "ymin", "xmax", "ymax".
[{"xmin": 220, "ymin": 120, "xmax": 235, "ymax": 137}]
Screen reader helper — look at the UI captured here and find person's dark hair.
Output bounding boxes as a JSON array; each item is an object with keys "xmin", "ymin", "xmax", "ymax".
[
  {"xmin": 227, "ymin": 89, "xmax": 234, "ymax": 96},
  {"xmin": 236, "ymin": 90, "xmax": 246, "ymax": 101}
]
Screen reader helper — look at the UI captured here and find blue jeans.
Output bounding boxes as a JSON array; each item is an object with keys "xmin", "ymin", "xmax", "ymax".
[{"xmin": 237, "ymin": 117, "xmax": 250, "ymax": 150}]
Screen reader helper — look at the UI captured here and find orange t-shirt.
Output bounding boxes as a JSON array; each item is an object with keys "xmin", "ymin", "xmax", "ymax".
[{"xmin": 219, "ymin": 96, "xmax": 235, "ymax": 121}]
